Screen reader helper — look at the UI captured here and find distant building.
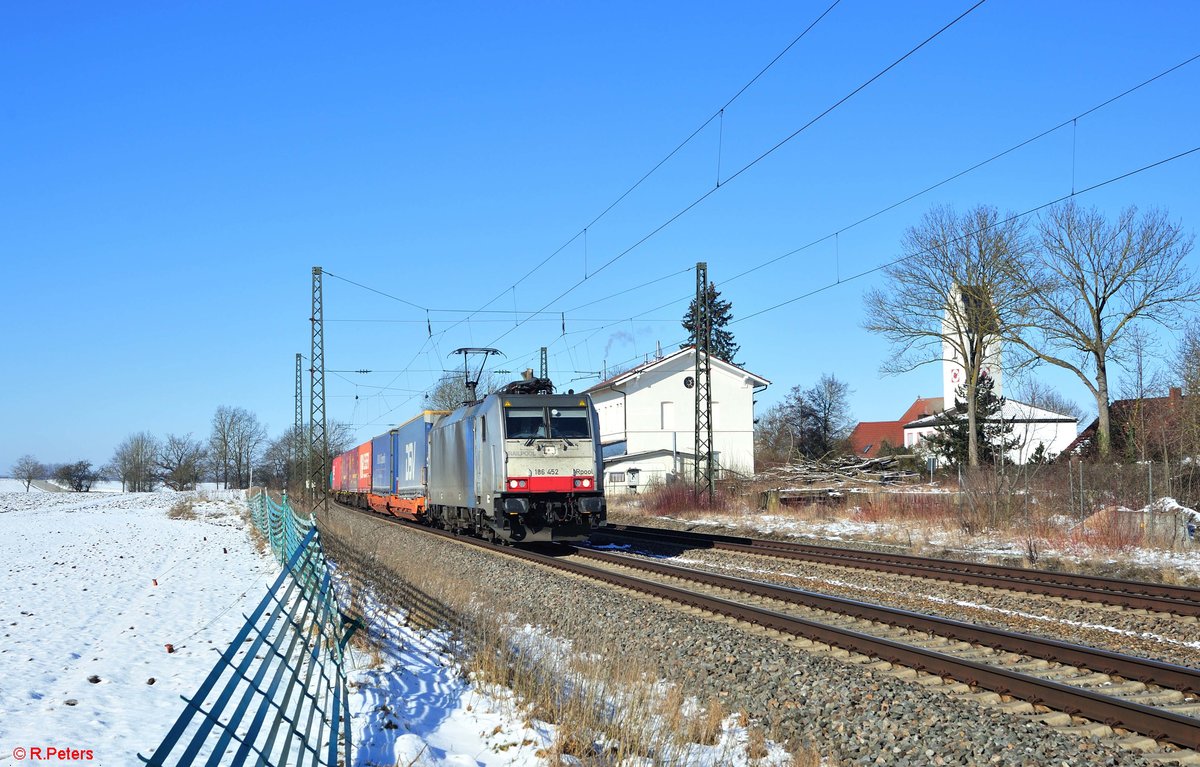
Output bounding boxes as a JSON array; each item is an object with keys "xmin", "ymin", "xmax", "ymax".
[
  {"xmin": 848, "ymin": 397, "xmax": 943, "ymax": 458},
  {"xmin": 903, "ymin": 398, "xmax": 1078, "ymax": 464},
  {"xmin": 1064, "ymin": 387, "xmax": 1190, "ymax": 459},
  {"xmin": 847, "ymin": 287, "xmax": 1077, "ymax": 463},
  {"xmin": 586, "ymin": 347, "xmax": 769, "ymax": 495}
]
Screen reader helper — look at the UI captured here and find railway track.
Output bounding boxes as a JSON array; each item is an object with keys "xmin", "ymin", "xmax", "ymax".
[
  {"xmin": 332, "ymin": 504, "xmax": 1200, "ymax": 756},
  {"xmin": 593, "ymin": 523, "xmax": 1200, "ymax": 618}
]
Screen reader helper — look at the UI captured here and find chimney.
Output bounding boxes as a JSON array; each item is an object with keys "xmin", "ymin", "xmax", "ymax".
[{"xmin": 1170, "ymin": 386, "xmax": 1182, "ymax": 403}]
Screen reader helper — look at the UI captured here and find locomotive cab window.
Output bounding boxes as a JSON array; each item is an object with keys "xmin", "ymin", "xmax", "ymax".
[
  {"xmin": 505, "ymin": 407, "xmax": 547, "ymax": 440},
  {"xmin": 548, "ymin": 407, "xmax": 590, "ymax": 439}
]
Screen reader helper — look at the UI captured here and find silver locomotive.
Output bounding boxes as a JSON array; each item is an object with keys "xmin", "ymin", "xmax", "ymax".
[{"xmin": 427, "ymin": 380, "xmax": 607, "ymax": 543}]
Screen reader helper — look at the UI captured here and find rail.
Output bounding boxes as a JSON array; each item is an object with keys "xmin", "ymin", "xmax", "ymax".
[
  {"xmin": 338, "ymin": 505, "xmax": 1200, "ymax": 750},
  {"xmin": 140, "ymin": 492, "xmax": 354, "ymax": 767},
  {"xmin": 595, "ymin": 524, "xmax": 1200, "ymax": 616}
]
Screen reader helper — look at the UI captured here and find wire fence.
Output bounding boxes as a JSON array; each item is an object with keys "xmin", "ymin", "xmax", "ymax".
[{"xmin": 140, "ymin": 492, "xmax": 354, "ymax": 767}]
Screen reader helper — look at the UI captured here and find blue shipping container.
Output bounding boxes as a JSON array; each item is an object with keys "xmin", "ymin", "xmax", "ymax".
[
  {"xmin": 395, "ymin": 410, "xmax": 445, "ymax": 497},
  {"xmin": 371, "ymin": 430, "xmax": 396, "ymax": 494}
]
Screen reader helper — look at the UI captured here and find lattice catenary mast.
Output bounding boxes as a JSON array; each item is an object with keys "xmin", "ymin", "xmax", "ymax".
[
  {"xmin": 309, "ymin": 267, "xmax": 329, "ymax": 513},
  {"xmin": 693, "ymin": 261, "xmax": 715, "ymax": 501}
]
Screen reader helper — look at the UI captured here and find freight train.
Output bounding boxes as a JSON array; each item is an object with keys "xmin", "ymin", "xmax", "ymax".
[{"xmin": 331, "ymin": 379, "xmax": 607, "ymax": 543}]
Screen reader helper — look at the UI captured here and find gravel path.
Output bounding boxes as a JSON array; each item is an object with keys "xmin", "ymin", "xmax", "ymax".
[
  {"xmin": 587, "ymin": 541, "xmax": 1200, "ymax": 669},
  {"xmin": 321, "ymin": 508, "xmax": 1164, "ymax": 766}
]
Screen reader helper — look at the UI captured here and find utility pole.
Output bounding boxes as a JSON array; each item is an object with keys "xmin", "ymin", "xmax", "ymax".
[
  {"xmin": 693, "ymin": 262, "xmax": 715, "ymax": 502},
  {"xmin": 539, "ymin": 347, "xmax": 548, "ymax": 380},
  {"xmin": 294, "ymin": 352, "xmax": 303, "ymax": 494},
  {"xmin": 309, "ymin": 267, "xmax": 329, "ymax": 515}
]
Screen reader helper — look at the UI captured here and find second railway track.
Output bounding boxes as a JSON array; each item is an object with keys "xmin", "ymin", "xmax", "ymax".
[
  {"xmin": 594, "ymin": 523, "xmax": 1200, "ymax": 618},
  {"xmin": 335, "ymin": 503, "xmax": 1200, "ymax": 757}
]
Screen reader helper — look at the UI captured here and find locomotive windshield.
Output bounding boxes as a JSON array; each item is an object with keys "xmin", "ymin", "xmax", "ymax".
[
  {"xmin": 504, "ymin": 406, "xmax": 591, "ymax": 440},
  {"xmin": 548, "ymin": 407, "xmax": 590, "ymax": 439},
  {"xmin": 505, "ymin": 407, "xmax": 548, "ymax": 440}
]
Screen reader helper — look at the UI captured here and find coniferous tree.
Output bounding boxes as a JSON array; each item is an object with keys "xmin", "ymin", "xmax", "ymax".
[
  {"xmin": 681, "ymin": 281, "xmax": 740, "ymax": 365},
  {"xmin": 923, "ymin": 375, "xmax": 1020, "ymax": 466}
]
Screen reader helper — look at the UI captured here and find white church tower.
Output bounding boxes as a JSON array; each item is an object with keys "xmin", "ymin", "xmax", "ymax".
[{"xmin": 940, "ymin": 286, "xmax": 1003, "ymax": 407}]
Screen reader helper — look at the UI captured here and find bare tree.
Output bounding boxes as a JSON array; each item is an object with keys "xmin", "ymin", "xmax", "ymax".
[
  {"xmin": 157, "ymin": 433, "xmax": 206, "ymax": 491},
  {"xmin": 54, "ymin": 460, "xmax": 98, "ymax": 492},
  {"xmin": 1174, "ymin": 321, "xmax": 1200, "ymax": 462},
  {"xmin": 753, "ymin": 374, "xmax": 853, "ymax": 462},
  {"xmin": 230, "ymin": 410, "xmax": 267, "ymax": 489},
  {"xmin": 111, "ymin": 432, "xmax": 160, "ymax": 492},
  {"xmin": 209, "ymin": 406, "xmax": 237, "ymax": 489},
  {"xmin": 11, "ymin": 455, "xmax": 44, "ymax": 492},
  {"xmin": 1009, "ymin": 202, "xmax": 1198, "ymax": 458},
  {"xmin": 864, "ymin": 205, "xmax": 1036, "ymax": 466},
  {"xmin": 207, "ymin": 406, "xmax": 268, "ymax": 488},
  {"xmin": 1015, "ymin": 378, "xmax": 1084, "ymax": 421}
]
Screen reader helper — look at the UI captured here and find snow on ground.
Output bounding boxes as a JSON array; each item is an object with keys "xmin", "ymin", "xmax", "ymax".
[
  {"xmin": 0, "ymin": 490, "xmax": 274, "ymax": 765},
  {"xmin": 345, "ymin": 596, "xmax": 556, "ymax": 766},
  {"xmin": 0, "ymin": 478, "xmax": 45, "ymax": 492},
  {"xmin": 343, "ymin": 585, "xmax": 795, "ymax": 767},
  {"xmin": 1, "ymin": 491, "xmax": 794, "ymax": 767}
]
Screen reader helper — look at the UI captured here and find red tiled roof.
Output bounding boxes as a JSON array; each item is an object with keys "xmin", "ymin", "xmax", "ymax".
[
  {"xmin": 848, "ymin": 421, "xmax": 905, "ymax": 458},
  {"xmin": 847, "ymin": 396, "xmax": 945, "ymax": 458},
  {"xmin": 899, "ymin": 397, "xmax": 944, "ymax": 423}
]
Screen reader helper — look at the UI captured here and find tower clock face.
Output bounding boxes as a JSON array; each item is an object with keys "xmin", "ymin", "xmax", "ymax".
[{"xmin": 684, "ymin": 376, "xmax": 695, "ymax": 389}]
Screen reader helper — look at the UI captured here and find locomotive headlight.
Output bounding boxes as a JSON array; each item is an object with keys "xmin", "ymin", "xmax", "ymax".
[
  {"xmin": 573, "ymin": 479, "xmax": 580, "ymax": 488},
  {"xmin": 509, "ymin": 479, "xmax": 518, "ymax": 488},
  {"xmin": 582, "ymin": 478, "xmax": 591, "ymax": 488},
  {"xmin": 519, "ymin": 480, "xmax": 527, "ymax": 488}
]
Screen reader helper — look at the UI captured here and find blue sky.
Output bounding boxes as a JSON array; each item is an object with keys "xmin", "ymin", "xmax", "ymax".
[{"xmin": 2, "ymin": 1, "xmax": 1198, "ymax": 470}]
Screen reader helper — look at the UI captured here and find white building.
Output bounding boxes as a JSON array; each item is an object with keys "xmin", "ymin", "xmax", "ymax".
[
  {"xmin": 903, "ymin": 399, "xmax": 1078, "ymax": 464},
  {"xmin": 941, "ymin": 284, "xmax": 1003, "ymax": 406},
  {"xmin": 585, "ymin": 347, "xmax": 770, "ymax": 495},
  {"xmin": 895, "ymin": 286, "xmax": 1078, "ymax": 464}
]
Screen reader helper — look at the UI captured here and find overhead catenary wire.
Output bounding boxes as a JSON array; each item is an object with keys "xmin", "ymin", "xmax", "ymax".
[
  {"xmin": 430, "ymin": 0, "xmax": 844, "ymax": 338},
  {"xmin": 586, "ymin": 142, "xmax": 1200, "ymax": 377},
  {"xmin": 500, "ymin": 49, "xmax": 1200, "ymax": 345},
  {"xmin": 323, "ymin": 31, "xmax": 1197, "ymax": 434},
  {"xmin": 482, "ymin": 0, "xmax": 990, "ymax": 350},
  {"xmin": 323, "ymin": 1, "xmax": 978, "ymax": 413}
]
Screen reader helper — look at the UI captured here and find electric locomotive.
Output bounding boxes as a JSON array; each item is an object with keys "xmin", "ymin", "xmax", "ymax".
[{"xmin": 330, "ymin": 377, "xmax": 607, "ymax": 543}]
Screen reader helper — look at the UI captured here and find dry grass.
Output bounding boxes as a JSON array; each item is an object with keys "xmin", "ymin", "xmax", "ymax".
[
  {"xmin": 167, "ymin": 498, "xmax": 197, "ymax": 520},
  {"xmin": 641, "ymin": 481, "xmax": 739, "ymax": 518}
]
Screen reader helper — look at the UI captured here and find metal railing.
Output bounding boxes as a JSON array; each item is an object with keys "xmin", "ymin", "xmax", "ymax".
[{"xmin": 140, "ymin": 492, "xmax": 354, "ymax": 766}]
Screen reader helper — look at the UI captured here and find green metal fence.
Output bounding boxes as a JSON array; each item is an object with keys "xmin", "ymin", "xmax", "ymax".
[{"xmin": 140, "ymin": 492, "xmax": 354, "ymax": 767}]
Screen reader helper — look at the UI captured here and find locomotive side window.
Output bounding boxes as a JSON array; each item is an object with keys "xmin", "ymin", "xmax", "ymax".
[
  {"xmin": 548, "ymin": 407, "xmax": 590, "ymax": 439},
  {"xmin": 505, "ymin": 407, "xmax": 547, "ymax": 440}
]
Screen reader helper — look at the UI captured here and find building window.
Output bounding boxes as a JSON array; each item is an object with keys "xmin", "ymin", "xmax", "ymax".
[
  {"xmin": 609, "ymin": 472, "xmax": 626, "ymax": 484},
  {"xmin": 661, "ymin": 401, "xmax": 674, "ymax": 430}
]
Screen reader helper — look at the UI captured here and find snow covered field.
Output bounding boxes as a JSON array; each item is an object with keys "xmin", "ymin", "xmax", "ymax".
[
  {"xmin": 0, "ymin": 492, "xmax": 791, "ymax": 766},
  {"xmin": 0, "ymin": 490, "xmax": 274, "ymax": 764}
]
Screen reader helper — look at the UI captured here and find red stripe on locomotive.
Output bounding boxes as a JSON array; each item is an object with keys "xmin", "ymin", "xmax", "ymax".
[{"xmin": 505, "ymin": 476, "xmax": 595, "ymax": 493}]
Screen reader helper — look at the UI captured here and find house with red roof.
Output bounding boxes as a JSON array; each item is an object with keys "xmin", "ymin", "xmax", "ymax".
[{"xmin": 848, "ymin": 397, "xmax": 944, "ymax": 458}]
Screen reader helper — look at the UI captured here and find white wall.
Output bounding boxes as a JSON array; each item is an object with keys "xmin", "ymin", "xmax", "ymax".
[
  {"xmin": 590, "ymin": 353, "xmax": 763, "ymax": 478},
  {"xmin": 904, "ymin": 400, "xmax": 1077, "ymax": 465}
]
